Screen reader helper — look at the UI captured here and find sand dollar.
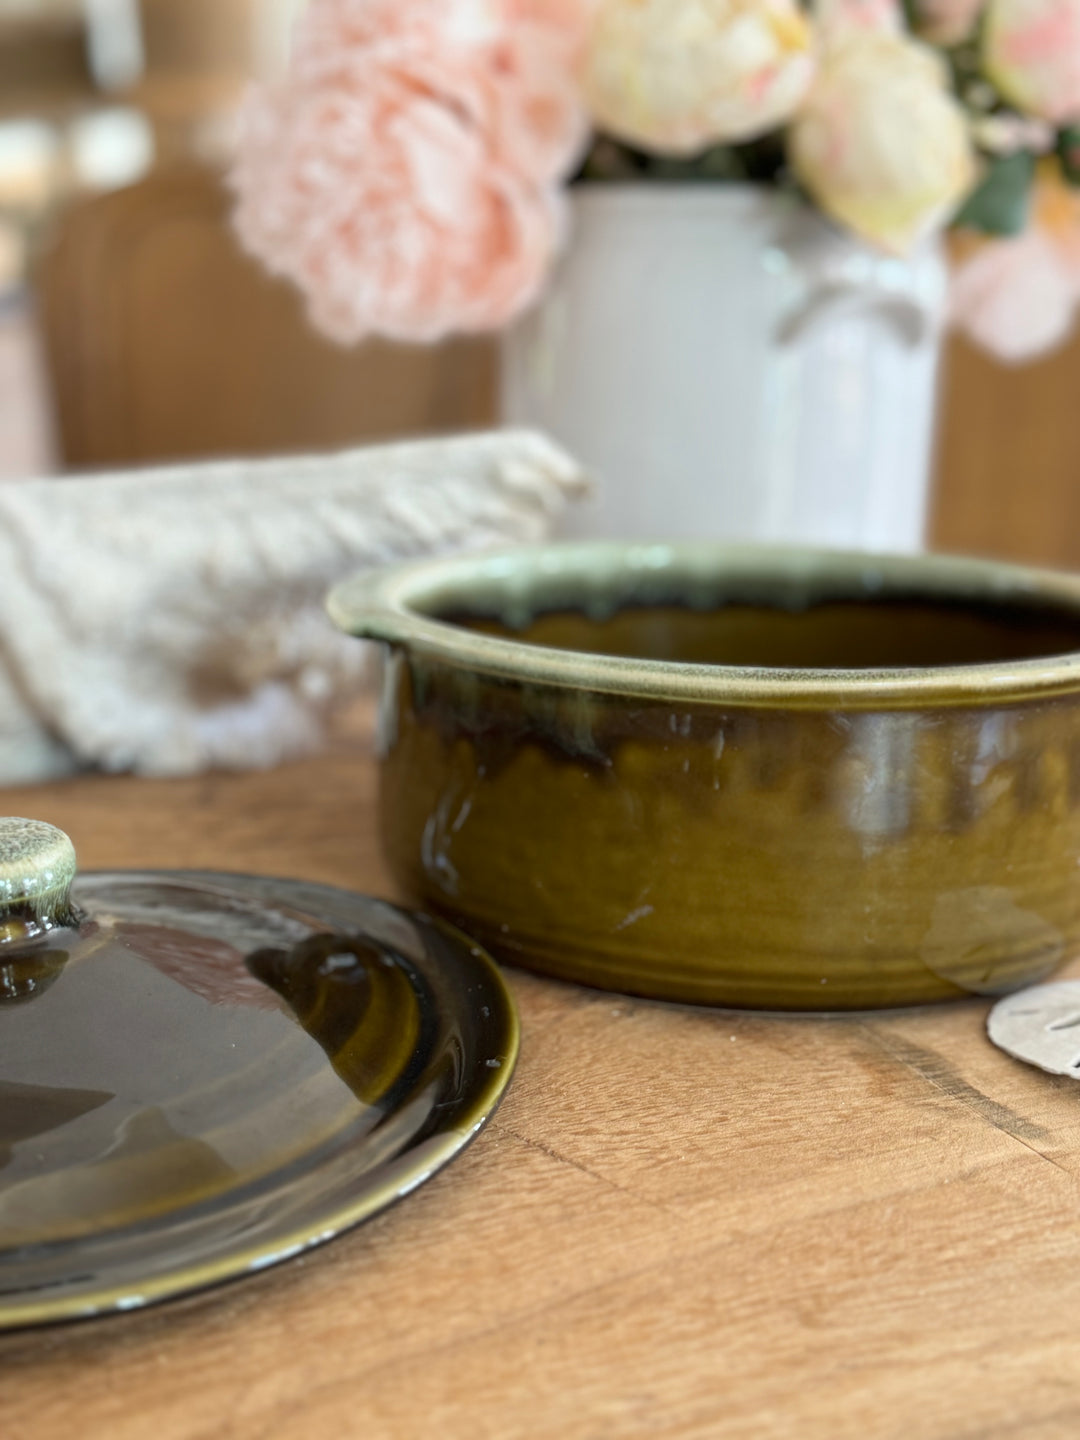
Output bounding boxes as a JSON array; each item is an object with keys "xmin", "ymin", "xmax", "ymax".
[{"xmin": 988, "ymin": 981, "xmax": 1080, "ymax": 1077}]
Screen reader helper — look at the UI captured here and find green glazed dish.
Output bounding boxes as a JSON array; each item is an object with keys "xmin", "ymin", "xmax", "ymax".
[
  {"xmin": 0, "ymin": 826, "xmax": 518, "ymax": 1329},
  {"xmin": 329, "ymin": 543, "xmax": 1080, "ymax": 1010}
]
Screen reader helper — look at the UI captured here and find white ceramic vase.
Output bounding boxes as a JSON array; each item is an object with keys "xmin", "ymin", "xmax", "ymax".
[{"xmin": 501, "ymin": 184, "xmax": 949, "ymax": 552}]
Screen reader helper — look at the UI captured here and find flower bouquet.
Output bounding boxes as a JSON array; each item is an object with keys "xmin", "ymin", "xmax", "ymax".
[{"xmin": 232, "ymin": 0, "xmax": 1080, "ymax": 363}]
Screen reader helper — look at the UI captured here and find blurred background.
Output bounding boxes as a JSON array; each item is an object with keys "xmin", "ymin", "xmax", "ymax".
[{"xmin": 0, "ymin": 0, "xmax": 1076, "ymax": 568}]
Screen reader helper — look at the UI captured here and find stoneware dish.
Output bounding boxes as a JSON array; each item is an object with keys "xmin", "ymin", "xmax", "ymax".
[{"xmin": 329, "ymin": 543, "xmax": 1080, "ymax": 1009}]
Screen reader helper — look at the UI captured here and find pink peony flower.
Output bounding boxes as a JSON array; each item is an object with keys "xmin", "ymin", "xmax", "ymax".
[
  {"xmin": 950, "ymin": 231, "xmax": 1077, "ymax": 360},
  {"xmin": 233, "ymin": 80, "xmax": 564, "ymax": 344},
  {"xmin": 951, "ymin": 165, "xmax": 1080, "ymax": 361},
  {"xmin": 292, "ymin": 0, "xmax": 591, "ymax": 185},
  {"xmin": 230, "ymin": 0, "xmax": 589, "ymax": 345},
  {"xmin": 983, "ymin": 0, "xmax": 1080, "ymax": 122}
]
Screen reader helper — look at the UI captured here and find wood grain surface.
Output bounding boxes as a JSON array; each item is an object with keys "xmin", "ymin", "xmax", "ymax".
[
  {"xmin": 932, "ymin": 326, "xmax": 1080, "ymax": 570},
  {"xmin": 4, "ymin": 737, "xmax": 1080, "ymax": 1439}
]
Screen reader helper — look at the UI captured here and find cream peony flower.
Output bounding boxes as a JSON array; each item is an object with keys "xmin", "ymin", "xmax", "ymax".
[
  {"xmin": 789, "ymin": 34, "xmax": 976, "ymax": 252},
  {"xmin": 983, "ymin": 0, "xmax": 1080, "ymax": 123},
  {"xmin": 815, "ymin": 0, "xmax": 904, "ymax": 41},
  {"xmin": 582, "ymin": 0, "xmax": 816, "ymax": 155}
]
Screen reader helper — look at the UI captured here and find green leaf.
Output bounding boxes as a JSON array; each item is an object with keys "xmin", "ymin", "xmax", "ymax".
[
  {"xmin": 899, "ymin": 0, "xmax": 921, "ymax": 30},
  {"xmin": 645, "ymin": 148, "xmax": 746, "ymax": 181},
  {"xmin": 1058, "ymin": 126, "xmax": 1080, "ymax": 186},
  {"xmin": 953, "ymin": 150, "xmax": 1036, "ymax": 235}
]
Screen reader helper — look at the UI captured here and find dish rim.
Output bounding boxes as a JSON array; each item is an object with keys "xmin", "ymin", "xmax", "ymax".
[{"xmin": 328, "ymin": 542, "xmax": 1080, "ymax": 710}]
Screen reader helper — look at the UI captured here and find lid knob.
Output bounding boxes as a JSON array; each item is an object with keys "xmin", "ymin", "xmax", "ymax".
[{"xmin": 0, "ymin": 819, "xmax": 79, "ymax": 943}]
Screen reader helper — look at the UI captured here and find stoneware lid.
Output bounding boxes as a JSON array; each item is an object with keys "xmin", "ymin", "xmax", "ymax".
[{"xmin": 0, "ymin": 819, "xmax": 518, "ymax": 1329}]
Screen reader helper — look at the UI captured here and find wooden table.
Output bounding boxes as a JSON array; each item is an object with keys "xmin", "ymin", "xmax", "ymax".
[{"xmin": 4, "ymin": 740, "xmax": 1080, "ymax": 1439}]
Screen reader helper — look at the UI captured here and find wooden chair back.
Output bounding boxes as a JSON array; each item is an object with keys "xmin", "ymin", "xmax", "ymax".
[{"xmin": 36, "ymin": 164, "xmax": 495, "ymax": 470}]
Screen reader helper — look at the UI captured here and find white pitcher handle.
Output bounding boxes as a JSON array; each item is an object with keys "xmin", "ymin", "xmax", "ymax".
[{"xmin": 776, "ymin": 281, "xmax": 934, "ymax": 348}]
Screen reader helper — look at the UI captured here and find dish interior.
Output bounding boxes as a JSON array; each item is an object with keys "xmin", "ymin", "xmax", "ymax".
[{"xmin": 440, "ymin": 590, "xmax": 1080, "ymax": 671}]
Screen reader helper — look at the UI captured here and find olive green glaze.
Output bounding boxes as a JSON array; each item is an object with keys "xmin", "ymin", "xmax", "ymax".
[
  {"xmin": 0, "ymin": 871, "xmax": 517, "ymax": 1329},
  {"xmin": 329, "ymin": 543, "xmax": 1080, "ymax": 1010}
]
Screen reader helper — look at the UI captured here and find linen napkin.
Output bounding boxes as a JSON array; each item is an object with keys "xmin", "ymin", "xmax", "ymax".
[{"xmin": 0, "ymin": 429, "xmax": 586, "ymax": 784}]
